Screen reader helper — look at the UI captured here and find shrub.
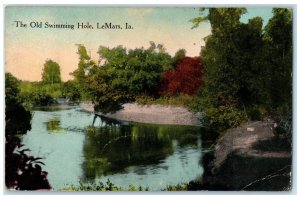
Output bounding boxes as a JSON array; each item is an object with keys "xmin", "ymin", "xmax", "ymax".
[
  {"xmin": 135, "ymin": 94, "xmax": 194, "ymax": 108},
  {"xmin": 159, "ymin": 57, "xmax": 204, "ymax": 96}
]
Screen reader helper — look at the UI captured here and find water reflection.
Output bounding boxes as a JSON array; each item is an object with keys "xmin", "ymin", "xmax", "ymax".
[
  {"xmin": 82, "ymin": 123, "xmax": 206, "ymax": 183},
  {"xmin": 22, "ymin": 108, "xmax": 218, "ymax": 190},
  {"xmin": 46, "ymin": 118, "xmax": 62, "ymax": 133}
]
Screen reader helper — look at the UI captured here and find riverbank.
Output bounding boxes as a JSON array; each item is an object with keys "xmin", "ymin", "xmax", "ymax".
[
  {"xmin": 80, "ymin": 102, "xmax": 202, "ymax": 126},
  {"xmin": 199, "ymin": 120, "xmax": 292, "ymax": 191}
]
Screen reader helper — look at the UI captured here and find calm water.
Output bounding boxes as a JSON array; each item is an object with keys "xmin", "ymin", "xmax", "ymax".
[{"xmin": 21, "ymin": 107, "xmax": 216, "ymax": 191}]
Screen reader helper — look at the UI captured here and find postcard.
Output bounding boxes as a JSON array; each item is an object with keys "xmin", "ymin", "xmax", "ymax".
[{"xmin": 4, "ymin": 6, "xmax": 293, "ymax": 192}]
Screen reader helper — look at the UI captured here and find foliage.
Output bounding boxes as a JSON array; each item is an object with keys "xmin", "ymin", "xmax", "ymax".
[
  {"xmin": 61, "ymin": 80, "xmax": 81, "ymax": 102},
  {"xmin": 163, "ymin": 184, "xmax": 188, "ymax": 191},
  {"xmin": 171, "ymin": 49, "xmax": 187, "ymax": 67},
  {"xmin": 41, "ymin": 59, "xmax": 62, "ymax": 84},
  {"xmin": 191, "ymin": 8, "xmax": 292, "ymax": 130},
  {"xmin": 159, "ymin": 57, "xmax": 204, "ymax": 96},
  {"xmin": 62, "ymin": 181, "xmax": 202, "ymax": 191},
  {"xmin": 5, "ymin": 73, "xmax": 32, "ymax": 135},
  {"xmin": 5, "ymin": 137, "xmax": 52, "ymax": 190},
  {"xmin": 263, "ymin": 8, "xmax": 292, "ymax": 109},
  {"xmin": 19, "ymin": 81, "xmax": 60, "ymax": 106},
  {"xmin": 62, "ymin": 179, "xmax": 149, "ymax": 191},
  {"xmin": 71, "ymin": 44, "xmax": 97, "ymax": 100},
  {"xmin": 135, "ymin": 94, "xmax": 195, "ymax": 108},
  {"xmin": 83, "ymin": 43, "xmax": 174, "ymax": 113}
]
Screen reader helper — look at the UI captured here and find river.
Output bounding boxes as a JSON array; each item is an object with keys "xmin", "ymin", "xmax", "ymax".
[{"xmin": 21, "ymin": 107, "xmax": 217, "ymax": 191}]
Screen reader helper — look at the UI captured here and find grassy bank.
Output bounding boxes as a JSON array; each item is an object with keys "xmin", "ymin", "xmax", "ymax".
[{"xmin": 135, "ymin": 94, "xmax": 196, "ymax": 109}]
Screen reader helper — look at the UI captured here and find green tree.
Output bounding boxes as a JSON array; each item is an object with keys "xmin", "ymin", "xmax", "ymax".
[
  {"xmin": 263, "ymin": 8, "xmax": 292, "ymax": 109},
  {"xmin": 191, "ymin": 8, "xmax": 292, "ymax": 130},
  {"xmin": 191, "ymin": 8, "xmax": 260, "ymax": 130},
  {"xmin": 5, "ymin": 73, "xmax": 32, "ymax": 136},
  {"xmin": 84, "ymin": 43, "xmax": 173, "ymax": 113},
  {"xmin": 41, "ymin": 59, "xmax": 61, "ymax": 84},
  {"xmin": 171, "ymin": 49, "xmax": 186, "ymax": 67},
  {"xmin": 62, "ymin": 80, "xmax": 81, "ymax": 102},
  {"xmin": 71, "ymin": 44, "xmax": 97, "ymax": 100}
]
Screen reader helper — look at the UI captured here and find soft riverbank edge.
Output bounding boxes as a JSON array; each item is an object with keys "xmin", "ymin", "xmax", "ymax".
[{"xmin": 80, "ymin": 102, "xmax": 203, "ymax": 126}]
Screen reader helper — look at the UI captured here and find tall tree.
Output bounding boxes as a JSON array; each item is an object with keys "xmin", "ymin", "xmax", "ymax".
[
  {"xmin": 71, "ymin": 44, "xmax": 97, "ymax": 99},
  {"xmin": 191, "ymin": 8, "xmax": 292, "ymax": 130},
  {"xmin": 263, "ymin": 8, "xmax": 292, "ymax": 109},
  {"xmin": 41, "ymin": 59, "xmax": 61, "ymax": 84},
  {"xmin": 191, "ymin": 8, "xmax": 265, "ymax": 129}
]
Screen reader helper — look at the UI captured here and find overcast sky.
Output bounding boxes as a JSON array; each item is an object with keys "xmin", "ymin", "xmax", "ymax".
[{"xmin": 5, "ymin": 6, "xmax": 274, "ymax": 81}]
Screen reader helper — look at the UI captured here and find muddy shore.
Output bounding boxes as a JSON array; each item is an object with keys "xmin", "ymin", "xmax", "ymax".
[{"xmin": 80, "ymin": 102, "xmax": 202, "ymax": 126}]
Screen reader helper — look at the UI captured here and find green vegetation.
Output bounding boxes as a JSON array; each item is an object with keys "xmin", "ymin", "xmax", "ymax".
[
  {"xmin": 79, "ymin": 43, "xmax": 174, "ymax": 113},
  {"xmin": 191, "ymin": 8, "xmax": 292, "ymax": 131},
  {"xmin": 42, "ymin": 59, "xmax": 62, "ymax": 84},
  {"xmin": 62, "ymin": 179, "xmax": 149, "ymax": 191},
  {"xmin": 19, "ymin": 81, "xmax": 61, "ymax": 106},
  {"xmin": 62, "ymin": 180, "xmax": 199, "ymax": 191},
  {"xmin": 136, "ymin": 94, "xmax": 195, "ymax": 108},
  {"xmin": 61, "ymin": 80, "xmax": 81, "ymax": 102},
  {"xmin": 71, "ymin": 42, "xmax": 204, "ymax": 114},
  {"xmin": 19, "ymin": 59, "xmax": 64, "ymax": 106},
  {"xmin": 5, "ymin": 73, "xmax": 32, "ymax": 135}
]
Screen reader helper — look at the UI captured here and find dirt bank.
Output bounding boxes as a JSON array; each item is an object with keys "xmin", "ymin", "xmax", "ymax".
[{"xmin": 80, "ymin": 102, "xmax": 202, "ymax": 126}]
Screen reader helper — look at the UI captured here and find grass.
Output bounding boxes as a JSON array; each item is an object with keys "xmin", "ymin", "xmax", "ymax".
[
  {"xmin": 61, "ymin": 179, "xmax": 192, "ymax": 191},
  {"xmin": 61, "ymin": 179, "xmax": 149, "ymax": 191},
  {"xmin": 135, "ymin": 94, "xmax": 195, "ymax": 109}
]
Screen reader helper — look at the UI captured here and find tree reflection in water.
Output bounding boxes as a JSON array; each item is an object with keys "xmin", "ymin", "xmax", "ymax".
[
  {"xmin": 46, "ymin": 118, "xmax": 62, "ymax": 133},
  {"xmin": 81, "ymin": 118, "xmax": 215, "ymax": 182}
]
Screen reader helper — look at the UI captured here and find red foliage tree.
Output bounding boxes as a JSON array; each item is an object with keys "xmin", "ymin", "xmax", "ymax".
[{"xmin": 159, "ymin": 57, "xmax": 204, "ymax": 96}]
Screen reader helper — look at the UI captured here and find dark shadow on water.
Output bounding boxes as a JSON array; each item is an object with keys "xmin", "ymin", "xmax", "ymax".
[{"xmin": 33, "ymin": 105, "xmax": 77, "ymax": 112}]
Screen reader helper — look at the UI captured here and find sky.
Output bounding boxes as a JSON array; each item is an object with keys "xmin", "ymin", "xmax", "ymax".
[{"xmin": 5, "ymin": 6, "xmax": 275, "ymax": 81}]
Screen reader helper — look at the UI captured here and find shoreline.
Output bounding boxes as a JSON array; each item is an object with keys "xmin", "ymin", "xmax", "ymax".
[{"xmin": 80, "ymin": 102, "xmax": 203, "ymax": 126}]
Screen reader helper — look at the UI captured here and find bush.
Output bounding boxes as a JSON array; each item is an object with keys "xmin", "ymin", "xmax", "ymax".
[
  {"xmin": 135, "ymin": 94, "xmax": 195, "ymax": 108},
  {"xmin": 19, "ymin": 82, "xmax": 60, "ymax": 106},
  {"xmin": 202, "ymin": 105, "xmax": 247, "ymax": 131}
]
